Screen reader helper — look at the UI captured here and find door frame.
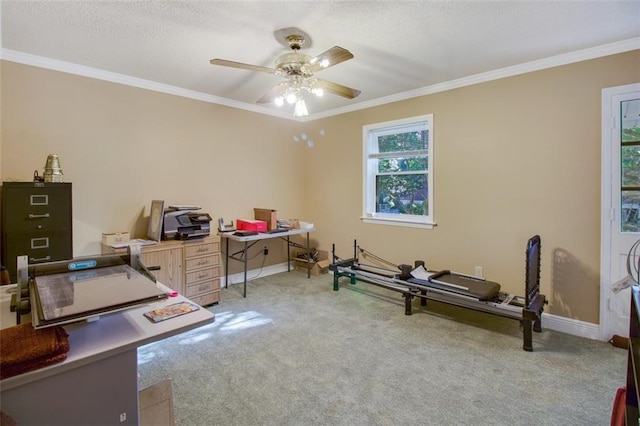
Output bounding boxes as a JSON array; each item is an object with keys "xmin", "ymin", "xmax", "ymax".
[{"xmin": 600, "ymin": 82, "xmax": 640, "ymax": 340}]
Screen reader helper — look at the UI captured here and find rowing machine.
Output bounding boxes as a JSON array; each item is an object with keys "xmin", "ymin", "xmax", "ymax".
[{"xmin": 330, "ymin": 235, "xmax": 547, "ymax": 351}]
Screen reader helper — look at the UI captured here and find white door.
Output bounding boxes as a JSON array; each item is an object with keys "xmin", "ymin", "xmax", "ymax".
[{"xmin": 601, "ymin": 83, "xmax": 640, "ymax": 340}]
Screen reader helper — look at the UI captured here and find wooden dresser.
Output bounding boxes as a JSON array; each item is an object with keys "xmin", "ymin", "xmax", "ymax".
[
  {"xmin": 102, "ymin": 236, "xmax": 221, "ymax": 306},
  {"xmin": 183, "ymin": 238, "xmax": 221, "ymax": 306}
]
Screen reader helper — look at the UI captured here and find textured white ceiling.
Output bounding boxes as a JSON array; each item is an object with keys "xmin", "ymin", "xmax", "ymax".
[{"xmin": 2, "ymin": 1, "xmax": 639, "ymax": 119}]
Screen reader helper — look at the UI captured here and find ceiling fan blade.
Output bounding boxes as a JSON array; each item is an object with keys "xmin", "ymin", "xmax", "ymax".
[
  {"xmin": 210, "ymin": 58, "xmax": 274, "ymax": 74},
  {"xmin": 256, "ymin": 82, "xmax": 290, "ymax": 104},
  {"xmin": 304, "ymin": 46, "xmax": 354, "ymax": 74},
  {"xmin": 315, "ymin": 79, "xmax": 361, "ymax": 99}
]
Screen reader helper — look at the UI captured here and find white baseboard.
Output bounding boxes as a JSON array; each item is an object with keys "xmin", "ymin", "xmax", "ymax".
[
  {"xmin": 221, "ymin": 262, "xmax": 291, "ymax": 287},
  {"xmin": 221, "ymin": 264, "xmax": 604, "ymax": 341},
  {"xmin": 540, "ymin": 312, "xmax": 601, "ymax": 341}
]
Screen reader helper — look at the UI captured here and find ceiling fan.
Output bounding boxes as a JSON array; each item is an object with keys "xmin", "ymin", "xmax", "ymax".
[{"xmin": 210, "ymin": 28, "xmax": 361, "ymax": 116}]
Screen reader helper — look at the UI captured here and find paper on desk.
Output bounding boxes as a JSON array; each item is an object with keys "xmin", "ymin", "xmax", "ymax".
[
  {"xmin": 410, "ymin": 265, "xmax": 434, "ymax": 280},
  {"xmin": 111, "ymin": 239, "xmax": 158, "ymax": 249}
]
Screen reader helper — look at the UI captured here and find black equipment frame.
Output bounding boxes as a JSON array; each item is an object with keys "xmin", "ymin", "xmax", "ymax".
[{"xmin": 330, "ymin": 235, "xmax": 547, "ymax": 351}]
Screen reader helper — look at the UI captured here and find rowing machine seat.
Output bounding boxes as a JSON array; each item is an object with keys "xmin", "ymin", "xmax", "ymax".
[{"xmin": 409, "ymin": 271, "xmax": 501, "ymax": 301}]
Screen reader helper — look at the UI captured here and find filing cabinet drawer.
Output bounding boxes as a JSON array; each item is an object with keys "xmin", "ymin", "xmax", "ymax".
[
  {"xmin": 4, "ymin": 230, "xmax": 72, "ymax": 267},
  {"xmin": 185, "ymin": 266, "xmax": 220, "ymax": 285},
  {"xmin": 184, "ymin": 254, "xmax": 219, "ymax": 272},
  {"xmin": 185, "ymin": 279, "xmax": 220, "ymax": 298},
  {"xmin": 3, "ymin": 184, "xmax": 72, "ymax": 231},
  {"xmin": 184, "ymin": 241, "xmax": 219, "ymax": 258}
]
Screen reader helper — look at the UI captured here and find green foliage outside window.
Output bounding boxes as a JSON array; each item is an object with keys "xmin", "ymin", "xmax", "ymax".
[
  {"xmin": 621, "ymin": 126, "xmax": 640, "ymax": 232},
  {"xmin": 376, "ymin": 131, "xmax": 428, "ymax": 215},
  {"xmin": 623, "ymin": 126, "xmax": 640, "ymax": 143}
]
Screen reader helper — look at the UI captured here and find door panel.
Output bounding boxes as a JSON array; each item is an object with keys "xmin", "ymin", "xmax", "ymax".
[{"xmin": 602, "ymin": 83, "xmax": 640, "ymax": 340}]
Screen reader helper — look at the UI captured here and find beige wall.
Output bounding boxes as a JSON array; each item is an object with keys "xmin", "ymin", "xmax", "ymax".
[
  {"xmin": 2, "ymin": 50, "xmax": 639, "ymax": 323},
  {"xmin": 0, "ymin": 61, "xmax": 309, "ymax": 270},
  {"xmin": 302, "ymin": 50, "xmax": 640, "ymax": 323}
]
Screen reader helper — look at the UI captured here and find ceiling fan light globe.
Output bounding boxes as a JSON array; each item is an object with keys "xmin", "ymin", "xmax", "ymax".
[
  {"xmin": 286, "ymin": 92, "xmax": 297, "ymax": 104},
  {"xmin": 293, "ymin": 99, "xmax": 309, "ymax": 117},
  {"xmin": 274, "ymin": 96, "xmax": 284, "ymax": 106},
  {"xmin": 312, "ymin": 87, "xmax": 324, "ymax": 97}
]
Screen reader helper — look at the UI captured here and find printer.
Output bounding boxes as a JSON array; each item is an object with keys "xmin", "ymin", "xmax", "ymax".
[{"xmin": 163, "ymin": 207, "xmax": 212, "ymax": 240}]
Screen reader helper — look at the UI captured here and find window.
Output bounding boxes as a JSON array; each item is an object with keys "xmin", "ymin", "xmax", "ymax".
[
  {"xmin": 362, "ymin": 114, "xmax": 434, "ymax": 228},
  {"xmin": 621, "ymin": 98, "xmax": 640, "ymax": 232}
]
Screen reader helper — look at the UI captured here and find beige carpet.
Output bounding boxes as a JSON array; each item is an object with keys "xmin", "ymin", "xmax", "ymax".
[{"xmin": 138, "ymin": 271, "xmax": 625, "ymax": 425}]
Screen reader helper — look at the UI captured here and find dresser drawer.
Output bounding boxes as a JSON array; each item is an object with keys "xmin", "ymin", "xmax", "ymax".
[
  {"xmin": 185, "ymin": 266, "xmax": 220, "ymax": 285},
  {"xmin": 190, "ymin": 290, "xmax": 220, "ymax": 306},
  {"xmin": 184, "ymin": 254, "xmax": 220, "ymax": 272},
  {"xmin": 184, "ymin": 241, "xmax": 219, "ymax": 258},
  {"xmin": 185, "ymin": 279, "xmax": 220, "ymax": 298}
]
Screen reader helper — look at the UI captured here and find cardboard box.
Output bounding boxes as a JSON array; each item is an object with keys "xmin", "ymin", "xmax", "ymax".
[
  {"xmin": 139, "ymin": 379, "xmax": 175, "ymax": 426},
  {"xmin": 254, "ymin": 208, "xmax": 277, "ymax": 230},
  {"xmin": 292, "ymin": 249, "xmax": 330, "ymax": 275},
  {"xmin": 102, "ymin": 232, "xmax": 130, "ymax": 246},
  {"xmin": 236, "ymin": 219, "xmax": 267, "ymax": 232}
]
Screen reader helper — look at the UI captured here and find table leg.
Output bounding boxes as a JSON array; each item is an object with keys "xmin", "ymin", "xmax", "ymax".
[
  {"xmin": 225, "ymin": 238, "xmax": 230, "ymax": 289},
  {"xmin": 287, "ymin": 236, "xmax": 291, "ymax": 272},
  {"xmin": 306, "ymin": 231, "xmax": 311, "ymax": 279},
  {"xmin": 243, "ymin": 241, "xmax": 248, "ymax": 298}
]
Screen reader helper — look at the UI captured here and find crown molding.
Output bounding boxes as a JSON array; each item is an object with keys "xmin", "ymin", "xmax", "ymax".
[
  {"xmin": 0, "ymin": 48, "xmax": 294, "ymax": 121},
  {"xmin": 305, "ymin": 37, "xmax": 640, "ymax": 121},
  {"xmin": 2, "ymin": 36, "xmax": 639, "ymax": 123}
]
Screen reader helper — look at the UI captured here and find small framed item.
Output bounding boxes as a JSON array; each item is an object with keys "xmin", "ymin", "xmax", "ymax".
[{"xmin": 147, "ymin": 200, "xmax": 165, "ymax": 241}]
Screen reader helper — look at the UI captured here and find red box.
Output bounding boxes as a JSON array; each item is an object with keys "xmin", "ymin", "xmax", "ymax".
[{"xmin": 236, "ymin": 219, "xmax": 267, "ymax": 232}]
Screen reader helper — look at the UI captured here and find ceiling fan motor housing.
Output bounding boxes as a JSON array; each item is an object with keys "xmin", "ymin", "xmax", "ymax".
[
  {"xmin": 286, "ymin": 34, "xmax": 305, "ymax": 50},
  {"xmin": 275, "ymin": 52, "xmax": 313, "ymax": 78}
]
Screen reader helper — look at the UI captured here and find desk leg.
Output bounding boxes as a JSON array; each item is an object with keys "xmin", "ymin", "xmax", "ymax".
[
  {"xmin": 1, "ymin": 349, "xmax": 139, "ymax": 425},
  {"xmin": 306, "ymin": 231, "xmax": 311, "ymax": 279},
  {"xmin": 225, "ymin": 238, "xmax": 230, "ymax": 289},
  {"xmin": 243, "ymin": 241, "xmax": 248, "ymax": 298}
]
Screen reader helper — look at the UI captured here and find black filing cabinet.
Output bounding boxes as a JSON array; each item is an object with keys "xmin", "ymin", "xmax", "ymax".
[{"xmin": 1, "ymin": 182, "xmax": 73, "ymax": 282}]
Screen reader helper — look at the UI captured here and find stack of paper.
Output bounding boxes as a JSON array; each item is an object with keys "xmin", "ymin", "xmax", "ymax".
[{"xmin": 110, "ymin": 239, "xmax": 158, "ymax": 249}]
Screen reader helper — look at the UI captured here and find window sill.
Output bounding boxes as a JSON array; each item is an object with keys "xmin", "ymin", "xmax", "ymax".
[{"xmin": 360, "ymin": 216, "xmax": 436, "ymax": 229}]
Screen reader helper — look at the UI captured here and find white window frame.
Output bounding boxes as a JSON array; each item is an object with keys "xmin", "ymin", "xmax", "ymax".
[{"xmin": 362, "ymin": 114, "xmax": 435, "ymax": 229}]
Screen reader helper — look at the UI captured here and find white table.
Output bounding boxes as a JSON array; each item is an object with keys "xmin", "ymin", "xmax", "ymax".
[
  {"xmin": 219, "ymin": 227, "xmax": 316, "ymax": 297},
  {"xmin": 0, "ymin": 283, "xmax": 214, "ymax": 425}
]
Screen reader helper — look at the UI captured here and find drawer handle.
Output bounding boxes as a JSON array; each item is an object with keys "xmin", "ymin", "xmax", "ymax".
[
  {"xmin": 29, "ymin": 213, "xmax": 50, "ymax": 219},
  {"xmin": 30, "ymin": 255, "xmax": 51, "ymax": 262},
  {"xmin": 31, "ymin": 237, "xmax": 49, "ymax": 249},
  {"xmin": 197, "ymin": 260, "xmax": 209, "ymax": 266},
  {"xmin": 198, "ymin": 273, "xmax": 208, "ymax": 279}
]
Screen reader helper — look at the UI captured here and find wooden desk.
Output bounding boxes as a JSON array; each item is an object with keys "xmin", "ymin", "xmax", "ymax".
[
  {"xmin": 220, "ymin": 228, "xmax": 315, "ymax": 297},
  {"xmin": 0, "ymin": 283, "xmax": 214, "ymax": 425}
]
